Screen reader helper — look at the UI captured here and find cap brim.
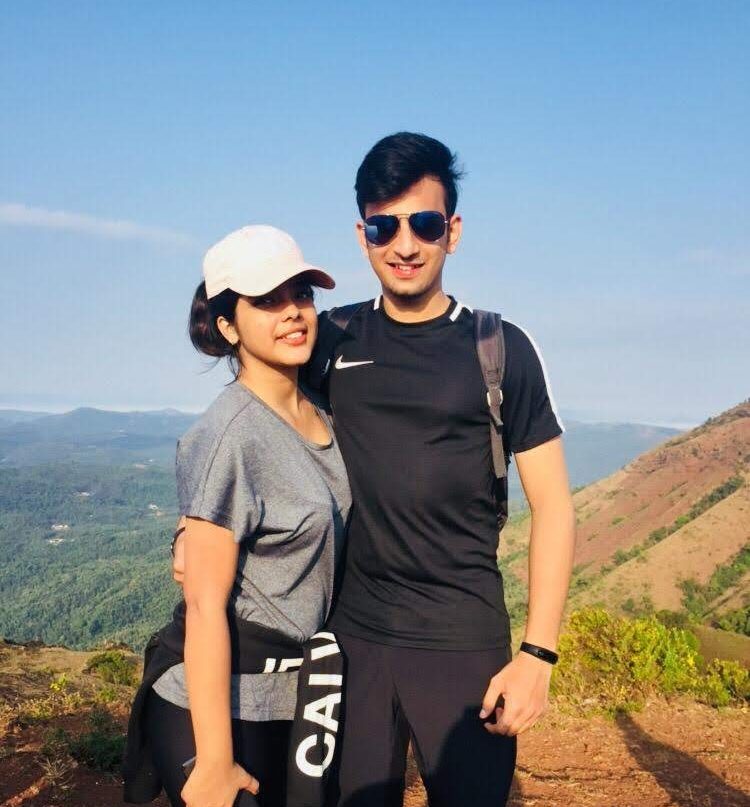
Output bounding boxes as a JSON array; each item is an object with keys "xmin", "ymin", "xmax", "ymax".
[
  {"xmin": 217, "ymin": 264, "xmax": 336, "ymax": 298},
  {"xmin": 295, "ymin": 265, "xmax": 336, "ymax": 290}
]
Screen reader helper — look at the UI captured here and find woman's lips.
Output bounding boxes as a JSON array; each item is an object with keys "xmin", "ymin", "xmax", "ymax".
[{"xmin": 278, "ymin": 330, "xmax": 307, "ymax": 346}]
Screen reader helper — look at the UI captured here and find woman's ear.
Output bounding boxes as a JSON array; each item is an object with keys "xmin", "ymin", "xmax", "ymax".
[{"xmin": 216, "ymin": 316, "xmax": 239, "ymax": 346}]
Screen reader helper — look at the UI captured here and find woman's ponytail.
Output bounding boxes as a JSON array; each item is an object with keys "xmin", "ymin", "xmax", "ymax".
[{"xmin": 188, "ymin": 282, "xmax": 242, "ymax": 377}]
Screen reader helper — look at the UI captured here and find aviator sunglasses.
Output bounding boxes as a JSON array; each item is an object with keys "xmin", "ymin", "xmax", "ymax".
[{"xmin": 363, "ymin": 210, "xmax": 449, "ymax": 247}]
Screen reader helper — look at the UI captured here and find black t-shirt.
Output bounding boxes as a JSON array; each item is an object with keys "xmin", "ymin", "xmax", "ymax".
[{"xmin": 325, "ymin": 296, "xmax": 563, "ymax": 649}]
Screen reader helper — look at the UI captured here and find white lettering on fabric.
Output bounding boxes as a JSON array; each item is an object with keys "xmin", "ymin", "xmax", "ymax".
[
  {"xmin": 303, "ymin": 693, "xmax": 341, "ymax": 732},
  {"xmin": 295, "ymin": 733, "xmax": 335, "ymax": 777}
]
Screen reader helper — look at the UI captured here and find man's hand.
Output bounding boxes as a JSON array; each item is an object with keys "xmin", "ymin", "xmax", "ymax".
[
  {"xmin": 479, "ymin": 652, "xmax": 552, "ymax": 736},
  {"xmin": 172, "ymin": 516, "xmax": 186, "ymax": 585}
]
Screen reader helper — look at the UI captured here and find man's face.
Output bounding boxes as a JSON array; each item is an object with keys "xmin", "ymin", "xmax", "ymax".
[{"xmin": 356, "ymin": 176, "xmax": 462, "ymax": 304}]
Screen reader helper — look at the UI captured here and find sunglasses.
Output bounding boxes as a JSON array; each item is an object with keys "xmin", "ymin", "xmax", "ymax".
[{"xmin": 363, "ymin": 211, "xmax": 449, "ymax": 246}]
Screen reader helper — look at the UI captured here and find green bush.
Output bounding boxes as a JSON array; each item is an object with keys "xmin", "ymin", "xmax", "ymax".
[
  {"xmin": 85, "ymin": 649, "xmax": 138, "ymax": 687},
  {"xmin": 680, "ymin": 544, "xmax": 750, "ymax": 618},
  {"xmin": 714, "ymin": 605, "xmax": 750, "ymax": 636},
  {"xmin": 38, "ymin": 709, "xmax": 126, "ymax": 774},
  {"xmin": 67, "ymin": 709, "xmax": 125, "ymax": 773},
  {"xmin": 698, "ymin": 659, "xmax": 750, "ymax": 707},
  {"xmin": 551, "ymin": 608, "xmax": 749, "ymax": 716},
  {"xmin": 654, "ymin": 609, "xmax": 693, "ymax": 630}
]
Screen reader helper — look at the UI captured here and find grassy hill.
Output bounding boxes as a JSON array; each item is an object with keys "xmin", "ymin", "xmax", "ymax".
[
  {"xmin": 500, "ymin": 399, "xmax": 750, "ymax": 654},
  {"xmin": 0, "ymin": 464, "xmax": 179, "ymax": 650}
]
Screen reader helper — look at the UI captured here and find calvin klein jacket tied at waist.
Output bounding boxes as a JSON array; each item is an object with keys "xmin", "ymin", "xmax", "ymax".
[{"xmin": 122, "ymin": 600, "xmax": 344, "ymax": 806}]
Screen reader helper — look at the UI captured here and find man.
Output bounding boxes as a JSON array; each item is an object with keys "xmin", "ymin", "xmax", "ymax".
[{"xmin": 176, "ymin": 132, "xmax": 575, "ymax": 806}]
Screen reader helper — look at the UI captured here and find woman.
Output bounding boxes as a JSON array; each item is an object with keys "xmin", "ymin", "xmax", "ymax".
[{"xmin": 123, "ymin": 225, "xmax": 351, "ymax": 807}]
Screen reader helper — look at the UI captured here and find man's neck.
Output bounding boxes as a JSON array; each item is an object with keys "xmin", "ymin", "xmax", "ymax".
[{"xmin": 381, "ymin": 288, "xmax": 451, "ymax": 323}]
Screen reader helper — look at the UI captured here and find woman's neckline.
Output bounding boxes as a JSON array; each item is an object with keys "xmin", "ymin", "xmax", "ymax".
[{"xmin": 232, "ymin": 381, "xmax": 333, "ymax": 450}]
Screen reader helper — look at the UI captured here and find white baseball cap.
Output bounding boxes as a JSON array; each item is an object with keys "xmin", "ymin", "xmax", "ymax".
[{"xmin": 203, "ymin": 225, "xmax": 335, "ymax": 299}]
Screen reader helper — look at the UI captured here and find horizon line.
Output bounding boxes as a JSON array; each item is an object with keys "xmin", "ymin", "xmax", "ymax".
[{"xmin": 0, "ymin": 403, "xmax": 699, "ymax": 431}]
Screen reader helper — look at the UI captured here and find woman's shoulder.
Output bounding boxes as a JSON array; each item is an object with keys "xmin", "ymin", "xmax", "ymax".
[{"xmin": 178, "ymin": 383, "xmax": 259, "ymax": 459}]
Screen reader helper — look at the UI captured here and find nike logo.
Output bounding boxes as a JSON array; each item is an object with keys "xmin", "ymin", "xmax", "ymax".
[{"xmin": 335, "ymin": 356, "xmax": 375, "ymax": 370}]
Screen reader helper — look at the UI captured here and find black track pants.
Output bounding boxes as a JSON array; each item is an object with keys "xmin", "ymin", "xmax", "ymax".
[
  {"xmin": 143, "ymin": 690, "xmax": 291, "ymax": 807},
  {"xmin": 331, "ymin": 633, "xmax": 516, "ymax": 807}
]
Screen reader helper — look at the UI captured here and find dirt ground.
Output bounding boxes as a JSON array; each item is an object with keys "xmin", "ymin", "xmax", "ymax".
[
  {"xmin": 1, "ymin": 697, "xmax": 747, "ymax": 807},
  {"xmin": 405, "ymin": 698, "xmax": 750, "ymax": 807}
]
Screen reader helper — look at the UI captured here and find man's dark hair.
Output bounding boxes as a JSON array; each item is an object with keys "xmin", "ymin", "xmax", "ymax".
[{"xmin": 355, "ymin": 132, "xmax": 464, "ymax": 218}]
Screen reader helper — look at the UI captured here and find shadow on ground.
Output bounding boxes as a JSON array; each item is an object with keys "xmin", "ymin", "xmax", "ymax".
[{"xmin": 616, "ymin": 711, "xmax": 748, "ymax": 807}]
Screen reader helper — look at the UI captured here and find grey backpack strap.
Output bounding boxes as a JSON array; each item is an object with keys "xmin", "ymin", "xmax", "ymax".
[
  {"xmin": 304, "ymin": 302, "xmax": 369, "ymax": 391},
  {"xmin": 473, "ymin": 310, "xmax": 507, "ymax": 479},
  {"xmin": 327, "ymin": 302, "xmax": 364, "ymax": 332}
]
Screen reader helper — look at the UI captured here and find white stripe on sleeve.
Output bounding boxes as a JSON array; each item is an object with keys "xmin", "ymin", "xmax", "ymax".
[{"xmin": 504, "ymin": 320, "xmax": 565, "ymax": 433}]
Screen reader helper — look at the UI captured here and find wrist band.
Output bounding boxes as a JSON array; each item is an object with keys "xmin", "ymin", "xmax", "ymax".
[
  {"xmin": 519, "ymin": 641, "xmax": 559, "ymax": 665},
  {"xmin": 170, "ymin": 526, "xmax": 186, "ymax": 557}
]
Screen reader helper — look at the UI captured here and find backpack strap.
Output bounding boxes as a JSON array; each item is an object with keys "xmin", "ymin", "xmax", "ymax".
[
  {"xmin": 328, "ymin": 302, "xmax": 365, "ymax": 332},
  {"xmin": 473, "ymin": 310, "xmax": 508, "ymax": 480},
  {"xmin": 304, "ymin": 301, "xmax": 370, "ymax": 391}
]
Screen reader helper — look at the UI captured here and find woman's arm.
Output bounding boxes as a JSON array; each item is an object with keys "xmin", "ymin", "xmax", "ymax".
[{"xmin": 180, "ymin": 516, "xmax": 259, "ymax": 807}]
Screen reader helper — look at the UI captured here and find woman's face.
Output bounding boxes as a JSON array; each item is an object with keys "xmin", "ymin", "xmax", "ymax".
[{"xmin": 218, "ymin": 276, "xmax": 318, "ymax": 369}]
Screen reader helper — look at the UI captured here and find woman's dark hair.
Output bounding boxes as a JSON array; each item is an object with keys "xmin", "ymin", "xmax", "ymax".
[
  {"xmin": 355, "ymin": 132, "xmax": 464, "ymax": 218},
  {"xmin": 189, "ymin": 281, "xmax": 242, "ymax": 378}
]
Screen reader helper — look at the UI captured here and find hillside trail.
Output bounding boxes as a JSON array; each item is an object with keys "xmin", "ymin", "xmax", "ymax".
[{"xmin": 1, "ymin": 697, "xmax": 747, "ymax": 807}]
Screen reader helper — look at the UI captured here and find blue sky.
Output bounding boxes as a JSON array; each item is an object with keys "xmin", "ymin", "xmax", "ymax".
[{"xmin": 1, "ymin": 2, "xmax": 748, "ymax": 426}]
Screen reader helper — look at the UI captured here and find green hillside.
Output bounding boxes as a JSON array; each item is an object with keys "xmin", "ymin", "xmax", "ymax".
[{"xmin": 0, "ymin": 464, "xmax": 180, "ymax": 650}]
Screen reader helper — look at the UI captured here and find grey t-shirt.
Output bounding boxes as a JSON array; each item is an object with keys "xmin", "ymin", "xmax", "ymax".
[{"xmin": 152, "ymin": 382, "xmax": 351, "ymax": 720}]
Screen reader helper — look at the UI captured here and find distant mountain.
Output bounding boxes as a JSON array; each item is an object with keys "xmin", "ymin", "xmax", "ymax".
[
  {"xmin": 507, "ymin": 419, "xmax": 679, "ymax": 502},
  {"xmin": 502, "ymin": 399, "xmax": 750, "ymax": 633},
  {"xmin": 0, "ymin": 407, "xmax": 199, "ymax": 467},
  {"xmin": 1, "ymin": 406, "xmax": 679, "ymax": 499},
  {"xmin": 561, "ymin": 420, "xmax": 681, "ymax": 484},
  {"xmin": 0, "ymin": 409, "xmax": 51, "ymax": 425}
]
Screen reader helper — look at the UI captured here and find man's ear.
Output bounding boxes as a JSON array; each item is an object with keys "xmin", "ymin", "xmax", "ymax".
[
  {"xmin": 446, "ymin": 214, "xmax": 462, "ymax": 255},
  {"xmin": 355, "ymin": 221, "xmax": 370, "ymax": 259},
  {"xmin": 216, "ymin": 316, "xmax": 239, "ymax": 346}
]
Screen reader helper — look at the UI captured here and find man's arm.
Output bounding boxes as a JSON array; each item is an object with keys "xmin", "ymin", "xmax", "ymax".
[
  {"xmin": 172, "ymin": 515, "xmax": 187, "ymax": 584},
  {"xmin": 480, "ymin": 435, "xmax": 576, "ymax": 736}
]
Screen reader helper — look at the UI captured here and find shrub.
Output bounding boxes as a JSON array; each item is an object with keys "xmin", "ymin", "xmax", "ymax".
[
  {"xmin": 85, "ymin": 649, "xmax": 138, "ymax": 687},
  {"xmin": 680, "ymin": 544, "xmax": 750, "ymax": 618},
  {"xmin": 38, "ymin": 709, "xmax": 126, "ymax": 774},
  {"xmin": 698, "ymin": 660, "xmax": 750, "ymax": 707},
  {"xmin": 15, "ymin": 689, "xmax": 83, "ymax": 725},
  {"xmin": 38, "ymin": 727, "xmax": 77, "ymax": 790},
  {"xmin": 655, "ymin": 609, "xmax": 693, "ymax": 630},
  {"xmin": 714, "ymin": 605, "xmax": 750, "ymax": 636},
  {"xmin": 40, "ymin": 727, "xmax": 70, "ymax": 761},
  {"xmin": 551, "ymin": 608, "xmax": 748, "ymax": 716},
  {"xmin": 646, "ymin": 526, "xmax": 668, "ymax": 546},
  {"xmin": 49, "ymin": 673, "xmax": 70, "ymax": 693},
  {"xmin": 67, "ymin": 709, "xmax": 126, "ymax": 773}
]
